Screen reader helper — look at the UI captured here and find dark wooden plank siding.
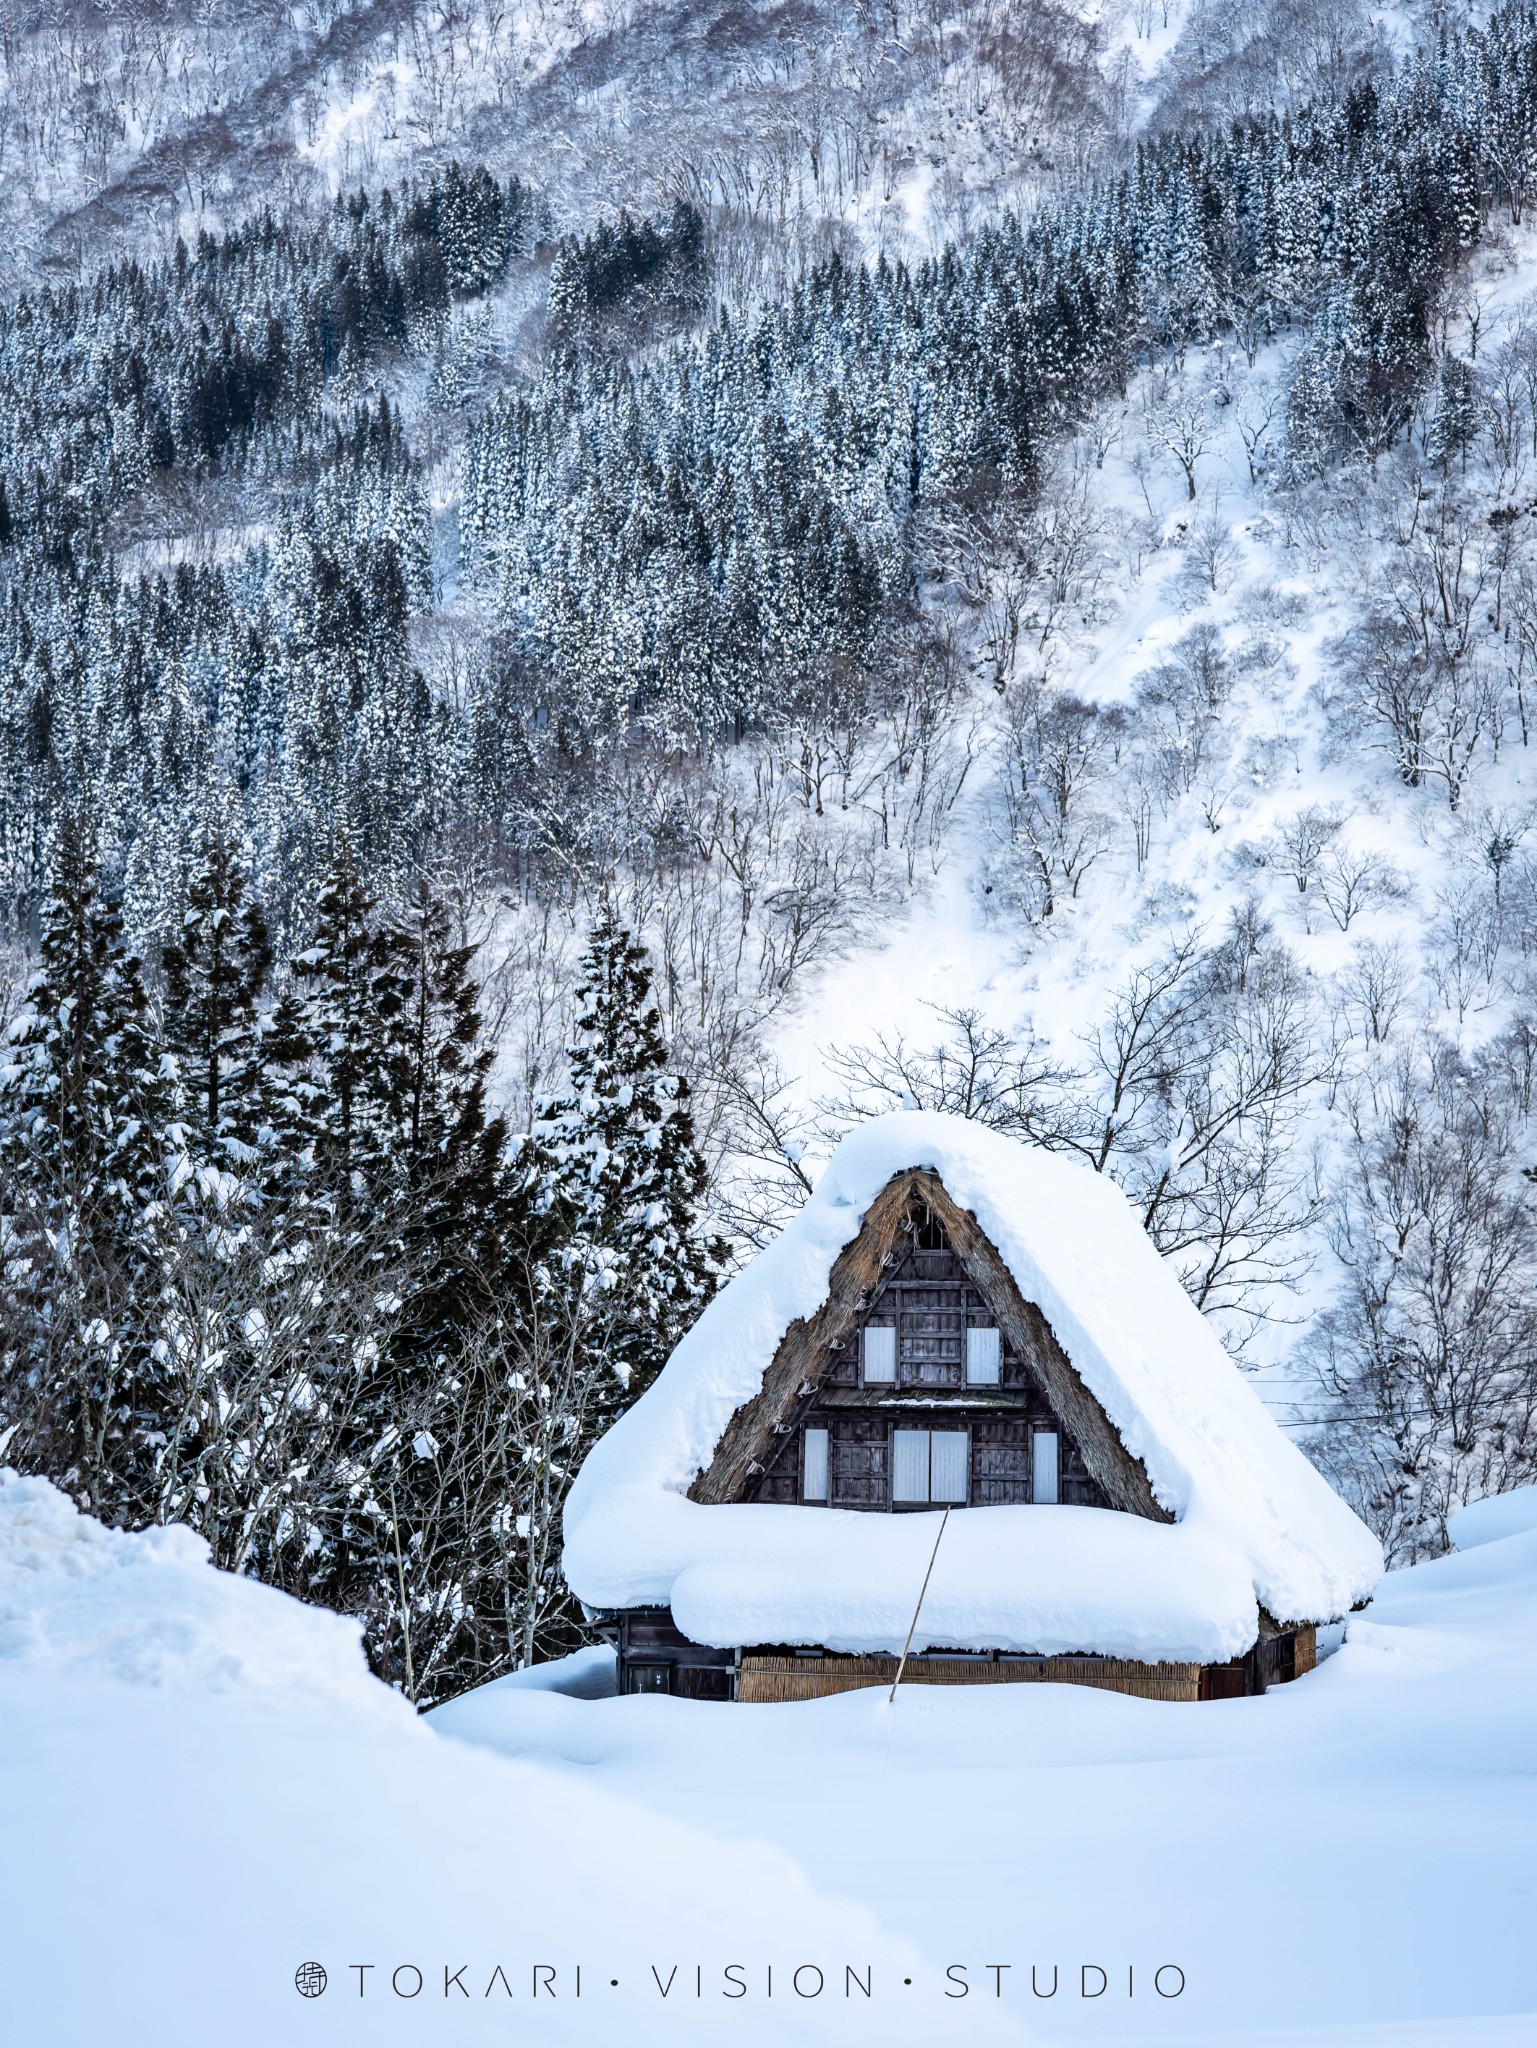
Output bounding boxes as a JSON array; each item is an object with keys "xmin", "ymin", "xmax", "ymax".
[
  {"xmin": 972, "ymin": 1416, "xmax": 1032, "ymax": 1504},
  {"xmin": 616, "ymin": 1609, "xmax": 737, "ymax": 1697},
  {"xmin": 744, "ymin": 1212, "xmax": 1112, "ymax": 1512},
  {"xmin": 1061, "ymin": 1436, "xmax": 1109, "ymax": 1508},
  {"xmin": 830, "ymin": 1414, "xmax": 890, "ymax": 1508}
]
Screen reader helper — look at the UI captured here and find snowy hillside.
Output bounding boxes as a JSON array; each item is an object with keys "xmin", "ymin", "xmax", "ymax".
[
  {"xmin": 763, "ymin": 228, "xmax": 1537, "ymax": 1557},
  {"xmin": 4, "ymin": 2, "xmax": 1537, "ymax": 2040},
  {"xmin": 3, "ymin": 0, "xmax": 1537, "ymax": 1822},
  {"xmin": 0, "ymin": 0, "xmax": 1117, "ymax": 291},
  {"xmin": 775, "ymin": 254, "xmax": 1537, "ymax": 1209}
]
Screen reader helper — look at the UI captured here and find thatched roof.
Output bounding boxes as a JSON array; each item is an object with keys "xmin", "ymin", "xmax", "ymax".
[{"xmin": 562, "ymin": 1114, "xmax": 1382, "ymax": 1661}]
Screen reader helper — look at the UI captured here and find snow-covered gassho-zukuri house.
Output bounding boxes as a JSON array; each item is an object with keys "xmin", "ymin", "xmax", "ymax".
[{"xmin": 562, "ymin": 1112, "xmax": 1383, "ymax": 1704}]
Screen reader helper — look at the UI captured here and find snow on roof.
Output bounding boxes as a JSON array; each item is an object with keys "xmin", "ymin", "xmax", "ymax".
[{"xmin": 562, "ymin": 1113, "xmax": 1383, "ymax": 1661}]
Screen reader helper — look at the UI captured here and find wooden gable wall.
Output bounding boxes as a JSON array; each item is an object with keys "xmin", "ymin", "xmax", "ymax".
[
  {"xmin": 688, "ymin": 1168, "xmax": 1171, "ymax": 1522},
  {"xmin": 749, "ymin": 1217, "xmax": 1108, "ymax": 1509}
]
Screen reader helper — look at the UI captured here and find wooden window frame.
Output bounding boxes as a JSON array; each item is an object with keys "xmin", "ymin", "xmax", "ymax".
[
  {"xmin": 889, "ymin": 1424, "xmax": 971, "ymax": 1508},
  {"xmin": 801, "ymin": 1425, "xmax": 829, "ymax": 1504}
]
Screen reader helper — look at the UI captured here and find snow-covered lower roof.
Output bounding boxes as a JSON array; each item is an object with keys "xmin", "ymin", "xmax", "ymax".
[{"xmin": 562, "ymin": 1113, "xmax": 1383, "ymax": 1662}]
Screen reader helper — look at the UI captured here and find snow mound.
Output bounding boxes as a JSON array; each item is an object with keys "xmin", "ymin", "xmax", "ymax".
[
  {"xmin": 564, "ymin": 1114, "xmax": 1382, "ymax": 1658},
  {"xmin": 0, "ymin": 1470, "xmax": 388, "ymax": 1712},
  {"xmin": 467, "ymin": 1643, "xmax": 617, "ymax": 1700},
  {"xmin": 1448, "ymin": 1485, "xmax": 1537, "ymax": 1551},
  {"xmin": 442, "ymin": 1533, "xmax": 1537, "ymax": 2042},
  {"xmin": 0, "ymin": 1477, "xmax": 1002, "ymax": 2046}
]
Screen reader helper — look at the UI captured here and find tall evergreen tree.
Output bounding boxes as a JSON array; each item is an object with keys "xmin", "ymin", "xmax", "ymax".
[
  {"xmin": 160, "ymin": 829, "xmax": 273, "ymax": 1161},
  {"xmin": 376, "ymin": 876, "xmax": 512, "ymax": 1349},
  {"xmin": 277, "ymin": 863, "xmax": 547, "ymax": 1699},
  {"xmin": 287, "ymin": 840, "xmax": 407, "ymax": 1193},
  {"xmin": 536, "ymin": 909, "xmax": 724, "ymax": 1406},
  {"xmin": 0, "ymin": 832, "xmax": 172, "ymax": 1518}
]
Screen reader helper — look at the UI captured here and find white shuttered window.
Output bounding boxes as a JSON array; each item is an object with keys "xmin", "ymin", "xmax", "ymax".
[
  {"xmin": 891, "ymin": 1429, "xmax": 930, "ymax": 1502},
  {"xmin": 929, "ymin": 1431, "xmax": 969, "ymax": 1503},
  {"xmin": 891, "ymin": 1429, "xmax": 969, "ymax": 1504},
  {"xmin": 1032, "ymin": 1430, "xmax": 1060, "ymax": 1504},
  {"xmin": 861, "ymin": 1325, "xmax": 897, "ymax": 1384},
  {"xmin": 965, "ymin": 1326, "xmax": 1001, "ymax": 1386},
  {"xmin": 802, "ymin": 1427, "xmax": 829, "ymax": 1502}
]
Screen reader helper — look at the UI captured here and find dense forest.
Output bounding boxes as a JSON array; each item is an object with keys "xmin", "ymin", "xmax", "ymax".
[
  {"xmin": 5, "ymin": 21, "xmax": 1528, "ymax": 927},
  {"xmin": 4, "ymin": 0, "xmax": 1537, "ymax": 1699}
]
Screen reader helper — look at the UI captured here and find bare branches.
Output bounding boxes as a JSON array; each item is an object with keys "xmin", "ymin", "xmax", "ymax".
[
  {"xmin": 1145, "ymin": 381, "xmax": 1215, "ymax": 501},
  {"xmin": 988, "ymin": 677, "xmax": 1122, "ymax": 921},
  {"xmin": 1133, "ymin": 622, "xmax": 1235, "ymax": 801},
  {"xmin": 1329, "ymin": 485, "xmax": 1500, "ymax": 807},
  {"xmin": 820, "ymin": 1003, "xmax": 1072, "ymax": 1140},
  {"xmin": 1306, "ymin": 1044, "xmax": 1537, "ymax": 1561},
  {"xmin": 821, "ymin": 920, "xmax": 1328, "ymax": 1346}
]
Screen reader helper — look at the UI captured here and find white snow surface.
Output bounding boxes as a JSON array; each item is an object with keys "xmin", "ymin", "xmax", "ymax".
[
  {"xmin": 5, "ymin": 1468, "xmax": 1535, "ymax": 2044},
  {"xmin": 439, "ymin": 1517, "xmax": 1537, "ymax": 2045},
  {"xmin": 0, "ymin": 1470, "xmax": 390, "ymax": 1709},
  {"xmin": 1449, "ymin": 1484, "xmax": 1537, "ymax": 1551},
  {"xmin": 564, "ymin": 1114, "xmax": 1382, "ymax": 1659},
  {"xmin": 473, "ymin": 1641, "xmax": 618, "ymax": 1698},
  {"xmin": 0, "ymin": 1471, "xmax": 986, "ymax": 2047}
]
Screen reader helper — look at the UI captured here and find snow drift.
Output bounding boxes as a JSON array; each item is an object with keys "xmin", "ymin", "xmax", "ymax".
[
  {"xmin": 448, "ymin": 1493, "xmax": 1537, "ymax": 2044},
  {"xmin": 0, "ymin": 1470, "xmax": 990, "ymax": 2047},
  {"xmin": 0, "ymin": 1469, "xmax": 393, "ymax": 1709}
]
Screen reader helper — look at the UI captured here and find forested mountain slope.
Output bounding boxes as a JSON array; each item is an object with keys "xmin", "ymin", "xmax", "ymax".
[{"xmin": 2, "ymin": 0, "xmax": 1114, "ymax": 288}]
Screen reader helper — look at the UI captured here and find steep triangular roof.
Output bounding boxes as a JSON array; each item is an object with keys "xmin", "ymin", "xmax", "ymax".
[{"xmin": 563, "ymin": 1114, "xmax": 1382, "ymax": 1661}]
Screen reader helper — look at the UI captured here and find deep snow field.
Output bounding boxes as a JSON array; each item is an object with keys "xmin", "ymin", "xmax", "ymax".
[{"xmin": 2, "ymin": 1469, "xmax": 1536, "ymax": 2047}]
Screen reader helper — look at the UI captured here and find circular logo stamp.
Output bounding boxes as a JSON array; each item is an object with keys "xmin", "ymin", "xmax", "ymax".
[{"xmin": 295, "ymin": 1961, "xmax": 328, "ymax": 1999}]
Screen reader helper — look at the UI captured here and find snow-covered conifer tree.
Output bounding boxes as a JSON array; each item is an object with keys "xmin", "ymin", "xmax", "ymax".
[
  {"xmin": 0, "ymin": 831, "xmax": 173, "ymax": 1518},
  {"xmin": 537, "ymin": 909, "xmax": 725, "ymax": 1405},
  {"xmin": 287, "ymin": 841, "xmax": 408, "ymax": 1194},
  {"xmin": 160, "ymin": 829, "xmax": 273, "ymax": 1161},
  {"xmin": 373, "ymin": 876, "xmax": 511, "ymax": 1351}
]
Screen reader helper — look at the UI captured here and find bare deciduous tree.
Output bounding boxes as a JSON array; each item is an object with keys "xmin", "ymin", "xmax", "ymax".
[
  {"xmin": 1315, "ymin": 844, "xmax": 1406, "ymax": 932},
  {"xmin": 1336, "ymin": 939, "xmax": 1415, "ymax": 1047},
  {"xmin": 1307, "ymin": 1045, "xmax": 1537, "ymax": 1561},
  {"xmin": 1134, "ymin": 621, "xmax": 1234, "ymax": 798},
  {"xmin": 822, "ymin": 917, "xmax": 1327, "ymax": 1345},
  {"xmin": 990, "ymin": 677, "xmax": 1123, "ymax": 919},
  {"xmin": 1146, "ymin": 382, "xmax": 1215, "ymax": 500},
  {"xmin": 1271, "ymin": 803, "xmax": 1345, "ymax": 897},
  {"xmin": 820, "ymin": 1003, "xmax": 1071, "ymax": 1138},
  {"xmin": 1182, "ymin": 498, "xmax": 1242, "ymax": 597},
  {"xmin": 1331, "ymin": 487, "xmax": 1498, "ymax": 807}
]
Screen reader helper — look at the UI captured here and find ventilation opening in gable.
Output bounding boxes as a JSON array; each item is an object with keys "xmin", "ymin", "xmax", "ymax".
[{"xmin": 910, "ymin": 1205, "xmax": 949, "ymax": 1251}]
